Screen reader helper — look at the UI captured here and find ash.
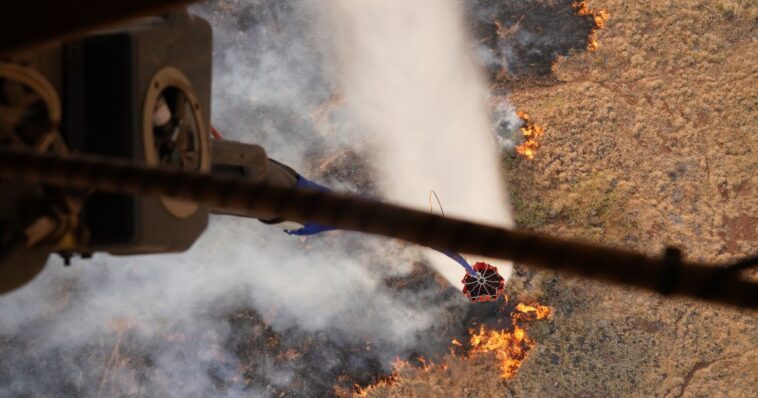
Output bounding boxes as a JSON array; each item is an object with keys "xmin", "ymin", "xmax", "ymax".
[{"xmin": 468, "ymin": 0, "xmax": 600, "ymax": 79}]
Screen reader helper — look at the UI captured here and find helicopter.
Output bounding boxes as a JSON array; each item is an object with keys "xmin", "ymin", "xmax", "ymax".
[{"xmin": 0, "ymin": 1, "xmax": 753, "ymax": 307}]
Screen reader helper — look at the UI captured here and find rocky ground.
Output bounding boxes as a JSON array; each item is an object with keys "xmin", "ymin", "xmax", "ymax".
[{"xmin": 364, "ymin": 0, "xmax": 757, "ymax": 396}]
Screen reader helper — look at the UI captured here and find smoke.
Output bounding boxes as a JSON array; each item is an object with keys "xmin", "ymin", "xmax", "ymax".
[
  {"xmin": 0, "ymin": 219, "xmax": 460, "ymax": 397},
  {"xmin": 465, "ymin": 0, "xmax": 606, "ymax": 157},
  {"xmin": 0, "ymin": 0, "xmax": 600, "ymax": 396},
  {"xmin": 492, "ymin": 98, "xmax": 526, "ymax": 151},
  {"xmin": 199, "ymin": 0, "xmax": 336, "ymax": 169},
  {"xmin": 323, "ymin": 0, "xmax": 515, "ymax": 285},
  {"xmin": 468, "ymin": 0, "xmax": 602, "ymax": 77},
  {"xmin": 0, "ymin": 1, "xmax": 477, "ymax": 396}
]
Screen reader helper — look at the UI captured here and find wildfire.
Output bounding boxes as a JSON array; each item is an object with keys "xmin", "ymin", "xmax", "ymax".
[
  {"xmin": 353, "ymin": 357, "xmax": 442, "ymax": 397},
  {"xmin": 469, "ymin": 325, "xmax": 528, "ymax": 378},
  {"xmin": 354, "ymin": 373, "xmax": 397, "ymax": 396},
  {"xmin": 353, "ymin": 301, "xmax": 551, "ymax": 396},
  {"xmin": 470, "ymin": 302, "xmax": 551, "ymax": 378},
  {"xmin": 572, "ymin": 1, "xmax": 609, "ymax": 51},
  {"xmin": 515, "ymin": 111, "xmax": 545, "ymax": 160},
  {"xmin": 514, "ymin": 303, "xmax": 552, "ymax": 320}
]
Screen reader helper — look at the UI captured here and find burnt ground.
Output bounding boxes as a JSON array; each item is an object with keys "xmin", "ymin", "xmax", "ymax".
[
  {"xmin": 468, "ymin": 0, "xmax": 601, "ymax": 78},
  {"xmin": 0, "ymin": 1, "xmax": 753, "ymax": 397},
  {"xmin": 365, "ymin": 0, "xmax": 757, "ymax": 396}
]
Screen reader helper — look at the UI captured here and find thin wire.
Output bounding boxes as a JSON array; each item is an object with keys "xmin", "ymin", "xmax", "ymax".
[
  {"xmin": 429, "ymin": 190, "xmax": 474, "ymax": 273},
  {"xmin": 429, "ymin": 190, "xmax": 445, "ymax": 217}
]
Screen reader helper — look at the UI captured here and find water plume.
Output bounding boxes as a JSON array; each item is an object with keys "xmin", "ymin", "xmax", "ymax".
[{"xmin": 324, "ymin": 0, "xmax": 515, "ymax": 285}]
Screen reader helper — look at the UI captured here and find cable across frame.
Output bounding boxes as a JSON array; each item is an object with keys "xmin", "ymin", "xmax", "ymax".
[{"xmin": 0, "ymin": 148, "xmax": 755, "ymax": 308}]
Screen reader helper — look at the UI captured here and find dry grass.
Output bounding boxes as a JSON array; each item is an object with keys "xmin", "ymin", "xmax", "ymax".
[{"xmin": 366, "ymin": 0, "xmax": 757, "ymax": 396}]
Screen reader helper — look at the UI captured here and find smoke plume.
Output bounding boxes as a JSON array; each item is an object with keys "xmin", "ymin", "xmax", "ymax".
[
  {"xmin": 0, "ymin": 1, "xmax": 479, "ymax": 396},
  {"xmin": 0, "ymin": 0, "xmax": 601, "ymax": 396}
]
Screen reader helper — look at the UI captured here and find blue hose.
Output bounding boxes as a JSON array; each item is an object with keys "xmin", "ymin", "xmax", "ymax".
[{"xmin": 286, "ymin": 175, "xmax": 477, "ymax": 275}]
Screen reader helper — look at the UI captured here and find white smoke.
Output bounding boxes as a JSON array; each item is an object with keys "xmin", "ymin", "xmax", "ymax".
[
  {"xmin": 0, "ymin": 0, "xmax": 520, "ymax": 396},
  {"xmin": 323, "ymin": 0, "xmax": 515, "ymax": 284},
  {"xmin": 493, "ymin": 97, "xmax": 525, "ymax": 151}
]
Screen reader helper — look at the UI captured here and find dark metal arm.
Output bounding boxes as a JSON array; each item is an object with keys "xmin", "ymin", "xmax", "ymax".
[{"xmin": 0, "ymin": 148, "xmax": 755, "ymax": 308}]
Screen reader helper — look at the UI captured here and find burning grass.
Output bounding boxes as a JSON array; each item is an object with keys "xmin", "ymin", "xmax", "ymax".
[
  {"xmin": 515, "ymin": 110, "xmax": 546, "ymax": 160},
  {"xmin": 472, "ymin": 0, "xmax": 611, "ymax": 78},
  {"xmin": 468, "ymin": 302, "xmax": 551, "ymax": 379},
  {"xmin": 354, "ymin": 300, "xmax": 551, "ymax": 396},
  {"xmin": 572, "ymin": 1, "xmax": 609, "ymax": 51}
]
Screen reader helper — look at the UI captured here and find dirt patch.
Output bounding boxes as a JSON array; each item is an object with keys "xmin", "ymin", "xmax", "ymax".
[{"xmin": 720, "ymin": 214, "xmax": 758, "ymax": 255}]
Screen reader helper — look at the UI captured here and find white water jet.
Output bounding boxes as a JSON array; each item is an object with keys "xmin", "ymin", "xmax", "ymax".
[{"xmin": 324, "ymin": 0, "xmax": 515, "ymax": 284}]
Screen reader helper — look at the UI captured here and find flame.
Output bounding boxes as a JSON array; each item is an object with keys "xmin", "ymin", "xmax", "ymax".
[
  {"xmin": 514, "ymin": 303, "xmax": 552, "ymax": 320},
  {"xmin": 469, "ymin": 325, "xmax": 529, "ymax": 378},
  {"xmin": 515, "ymin": 111, "xmax": 545, "ymax": 160},
  {"xmin": 572, "ymin": 1, "xmax": 610, "ymax": 51},
  {"xmin": 354, "ymin": 301, "xmax": 552, "ymax": 395},
  {"xmin": 469, "ymin": 303, "xmax": 551, "ymax": 378},
  {"xmin": 354, "ymin": 357, "xmax": 443, "ymax": 396}
]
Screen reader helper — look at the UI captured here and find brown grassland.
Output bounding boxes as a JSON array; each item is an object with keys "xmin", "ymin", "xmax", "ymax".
[{"xmin": 364, "ymin": 0, "xmax": 757, "ymax": 396}]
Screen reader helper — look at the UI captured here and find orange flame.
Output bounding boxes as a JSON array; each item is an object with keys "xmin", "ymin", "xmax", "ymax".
[
  {"xmin": 514, "ymin": 303, "xmax": 552, "ymax": 320},
  {"xmin": 354, "ymin": 301, "xmax": 552, "ymax": 395},
  {"xmin": 469, "ymin": 325, "xmax": 529, "ymax": 378},
  {"xmin": 572, "ymin": 1, "xmax": 610, "ymax": 51},
  {"xmin": 354, "ymin": 370, "xmax": 399, "ymax": 396},
  {"xmin": 354, "ymin": 357, "xmax": 444, "ymax": 396},
  {"xmin": 469, "ymin": 303, "xmax": 551, "ymax": 378},
  {"xmin": 515, "ymin": 111, "xmax": 545, "ymax": 160}
]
